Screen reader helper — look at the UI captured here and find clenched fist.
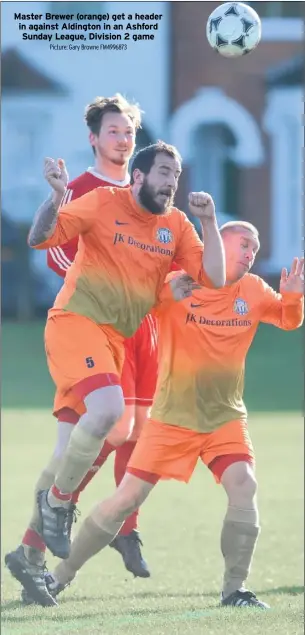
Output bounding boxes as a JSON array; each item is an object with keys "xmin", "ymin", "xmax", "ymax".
[
  {"xmin": 44, "ymin": 157, "xmax": 69, "ymax": 196},
  {"xmin": 188, "ymin": 192, "xmax": 216, "ymax": 223}
]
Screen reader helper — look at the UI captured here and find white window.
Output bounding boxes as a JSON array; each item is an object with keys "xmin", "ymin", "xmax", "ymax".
[
  {"xmin": 169, "ymin": 88, "xmax": 264, "ymax": 232},
  {"xmin": 191, "ymin": 124, "xmax": 239, "ymax": 227},
  {"xmin": 263, "ymin": 87, "xmax": 303, "ymax": 271}
]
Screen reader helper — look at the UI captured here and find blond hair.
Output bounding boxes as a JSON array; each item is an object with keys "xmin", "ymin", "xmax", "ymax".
[{"xmin": 220, "ymin": 221, "xmax": 259, "ymax": 239}]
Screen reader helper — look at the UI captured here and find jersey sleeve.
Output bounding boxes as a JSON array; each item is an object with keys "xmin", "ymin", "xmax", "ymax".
[
  {"xmin": 47, "ymin": 186, "xmax": 79, "ymax": 278},
  {"xmin": 173, "ymin": 214, "xmax": 213, "ymax": 288},
  {"xmin": 47, "ymin": 237, "xmax": 78, "ymax": 278},
  {"xmin": 30, "ymin": 188, "xmax": 102, "ymax": 250},
  {"xmin": 259, "ymin": 279, "xmax": 304, "ymax": 330}
]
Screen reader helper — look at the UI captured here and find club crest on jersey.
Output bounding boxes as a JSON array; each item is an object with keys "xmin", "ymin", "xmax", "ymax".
[
  {"xmin": 156, "ymin": 227, "xmax": 173, "ymax": 244},
  {"xmin": 233, "ymin": 298, "xmax": 249, "ymax": 315}
]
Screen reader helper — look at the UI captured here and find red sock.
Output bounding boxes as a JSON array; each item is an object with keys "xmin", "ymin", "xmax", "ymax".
[
  {"xmin": 114, "ymin": 441, "xmax": 139, "ymax": 536},
  {"xmin": 22, "ymin": 528, "xmax": 46, "ymax": 552},
  {"xmin": 71, "ymin": 440, "xmax": 116, "ymax": 504},
  {"xmin": 50, "ymin": 484, "xmax": 72, "ymax": 502}
]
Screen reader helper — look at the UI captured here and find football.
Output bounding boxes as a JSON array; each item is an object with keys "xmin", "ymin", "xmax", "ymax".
[{"xmin": 206, "ymin": 2, "xmax": 261, "ymax": 58}]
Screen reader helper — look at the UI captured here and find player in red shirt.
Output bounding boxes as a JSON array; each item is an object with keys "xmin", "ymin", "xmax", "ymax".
[{"xmin": 9, "ymin": 96, "xmax": 158, "ymax": 605}]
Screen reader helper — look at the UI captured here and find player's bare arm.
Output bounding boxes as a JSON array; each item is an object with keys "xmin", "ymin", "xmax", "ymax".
[
  {"xmin": 280, "ymin": 257, "xmax": 304, "ymax": 294},
  {"xmin": 189, "ymin": 192, "xmax": 226, "ymax": 288},
  {"xmin": 28, "ymin": 158, "xmax": 68, "ymax": 247},
  {"xmin": 259, "ymin": 256, "xmax": 304, "ymax": 330}
]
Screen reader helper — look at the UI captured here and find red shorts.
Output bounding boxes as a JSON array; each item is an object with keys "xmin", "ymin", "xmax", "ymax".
[
  {"xmin": 54, "ymin": 313, "xmax": 158, "ymax": 420},
  {"xmin": 121, "ymin": 314, "xmax": 158, "ymax": 407}
]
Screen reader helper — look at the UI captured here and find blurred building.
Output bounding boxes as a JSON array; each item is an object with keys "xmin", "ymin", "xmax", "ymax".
[
  {"xmin": 170, "ymin": 1, "xmax": 303, "ymax": 274},
  {"xmin": 1, "ymin": 1, "xmax": 303, "ymax": 314}
]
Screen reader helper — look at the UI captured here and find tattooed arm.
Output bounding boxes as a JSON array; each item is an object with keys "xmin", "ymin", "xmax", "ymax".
[
  {"xmin": 28, "ymin": 158, "xmax": 101, "ymax": 250},
  {"xmin": 28, "ymin": 157, "xmax": 68, "ymax": 247},
  {"xmin": 28, "ymin": 191, "xmax": 64, "ymax": 247}
]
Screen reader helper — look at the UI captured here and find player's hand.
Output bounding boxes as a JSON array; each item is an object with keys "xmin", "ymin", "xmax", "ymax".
[
  {"xmin": 188, "ymin": 192, "xmax": 216, "ymax": 223},
  {"xmin": 169, "ymin": 274, "xmax": 201, "ymax": 302},
  {"xmin": 44, "ymin": 157, "xmax": 68, "ymax": 196},
  {"xmin": 280, "ymin": 257, "xmax": 304, "ymax": 294}
]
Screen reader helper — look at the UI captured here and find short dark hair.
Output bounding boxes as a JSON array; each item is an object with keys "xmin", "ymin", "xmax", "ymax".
[
  {"xmin": 130, "ymin": 141, "xmax": 182, "ymax": 184},
  {"xmin": 84, "ymin": 93, "xmax": 142, "ymax": 136}
]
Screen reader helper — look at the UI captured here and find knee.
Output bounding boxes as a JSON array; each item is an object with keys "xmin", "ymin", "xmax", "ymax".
[
  {"xmin": 107, "ymin": 424, "xmax": 130, "ymax": 447},
  {"xmin": 222, "ymin": 462, "xmax": 257, "ymax": 503},
  {"xmin": 239, "ymin": 471, "xmax": 257, "ymax": 500},
  {"xmin": 85, "ymin": 387, "xmax": 125, "ymax": 437},
  {"xmin": 115, "ymin": 491, "xmax": 140, "ymax": 519},
  {"xmin": 105, "ymin": 476, "xmax": 150, "ymax": 520},
  {"xmin": 106, "ymin": 405, "xmax": 135, "ymax": 446},
  {"xmin": 102, "ymin": 488, "xmax": 141, "ymax": 522},
  {"xmin": 101, "ymin": 396, "xmax": 125, "ymax": 431}
]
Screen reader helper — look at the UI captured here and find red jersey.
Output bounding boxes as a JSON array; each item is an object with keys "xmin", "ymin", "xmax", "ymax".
[{"xmin": 47, "ymin": 168, "xmax": 130, "ymax": 277}]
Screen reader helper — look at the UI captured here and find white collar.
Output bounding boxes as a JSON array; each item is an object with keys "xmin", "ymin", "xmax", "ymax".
[{"xmin": 87, "ymin": 167, "xmax": 130, "ymax": 187}]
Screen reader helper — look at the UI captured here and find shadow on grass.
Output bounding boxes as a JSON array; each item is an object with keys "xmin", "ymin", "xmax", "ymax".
[
  {"xmin": 262, "ymin": 586, "xmax": 304, "ymax": 596},
  {"xmin": 38, "ymin": 584, "xmax": 305, "ymax": 603},
  {"xmin": 2, "ymin": 585, "xmax": 303, "ymax": 621},
  {"xmin": 2, "ymin": 605, "xmax": 219, "ymax": 624}
]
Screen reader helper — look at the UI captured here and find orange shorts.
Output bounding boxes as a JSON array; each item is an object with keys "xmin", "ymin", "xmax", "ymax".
[
  {"xmin": 45, "ymin": 311, "xmax": 125, "ymax": 407},
  {"xmin": 127, "ymin": 418, "xmax": 254, "ymax": 484},
  {"xmin": 53, "ymin": 314, "xmax": 158, "ymax": 421}
]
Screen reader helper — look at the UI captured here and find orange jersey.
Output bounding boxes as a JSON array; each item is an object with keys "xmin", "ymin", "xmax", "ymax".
[
  {"xmin": 152, "ymin": 273, "xmax": 304, "ymax": 433},
  {"xmin": 47, "ymin": 170, "xmax": 130, "ymax": 276},
  {"xmin": 33, "ymin": 187, "xmax": 210, "ymax": 337}
]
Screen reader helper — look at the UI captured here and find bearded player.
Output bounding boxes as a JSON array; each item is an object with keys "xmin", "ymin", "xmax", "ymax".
[
  {"xmin": 46, "ymin": 95, "xmax": 157, "ymax": 579},
  {"xmin": 5, "ymin": 132, "xmax": 225, "ymax": 606},
  {"xmin": 6, "ymin": 95, "xmax": 157, "ymax": 605}
]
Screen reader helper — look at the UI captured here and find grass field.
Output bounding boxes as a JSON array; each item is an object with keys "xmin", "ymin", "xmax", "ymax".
[
  {"xmin": 2, "ymin": 410, "xmax": 304, "ymax": 634},
  {"xmin": 1, "ymin": 322, "xmax": 304, "ymax": 634}
]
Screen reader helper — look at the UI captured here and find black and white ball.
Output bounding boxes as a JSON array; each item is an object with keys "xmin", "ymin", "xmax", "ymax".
[{"xmin": 206, "ymin": 2, "xmax": 261, "ymax": 58}]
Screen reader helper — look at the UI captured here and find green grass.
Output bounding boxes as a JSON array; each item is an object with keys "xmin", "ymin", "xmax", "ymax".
[
  {"xmin": 2, "ymin": 321, "xmax": 303, "ymax": 410},
  {"xmin": 1, "ymin": 321, "xmax": 304, "ymax": 631},
  {"xmin": 2, "ymin": 322, "xmax": 53, "ymax": 409},
  {"xmin": 1, "ymin": 410, "xmax": 304, "ymax": 634}
]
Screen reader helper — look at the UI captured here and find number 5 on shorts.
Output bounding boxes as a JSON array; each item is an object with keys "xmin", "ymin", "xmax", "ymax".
[{"xmin": 85, "ymin": 356, "xmax": 95, "ymax": 368}]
